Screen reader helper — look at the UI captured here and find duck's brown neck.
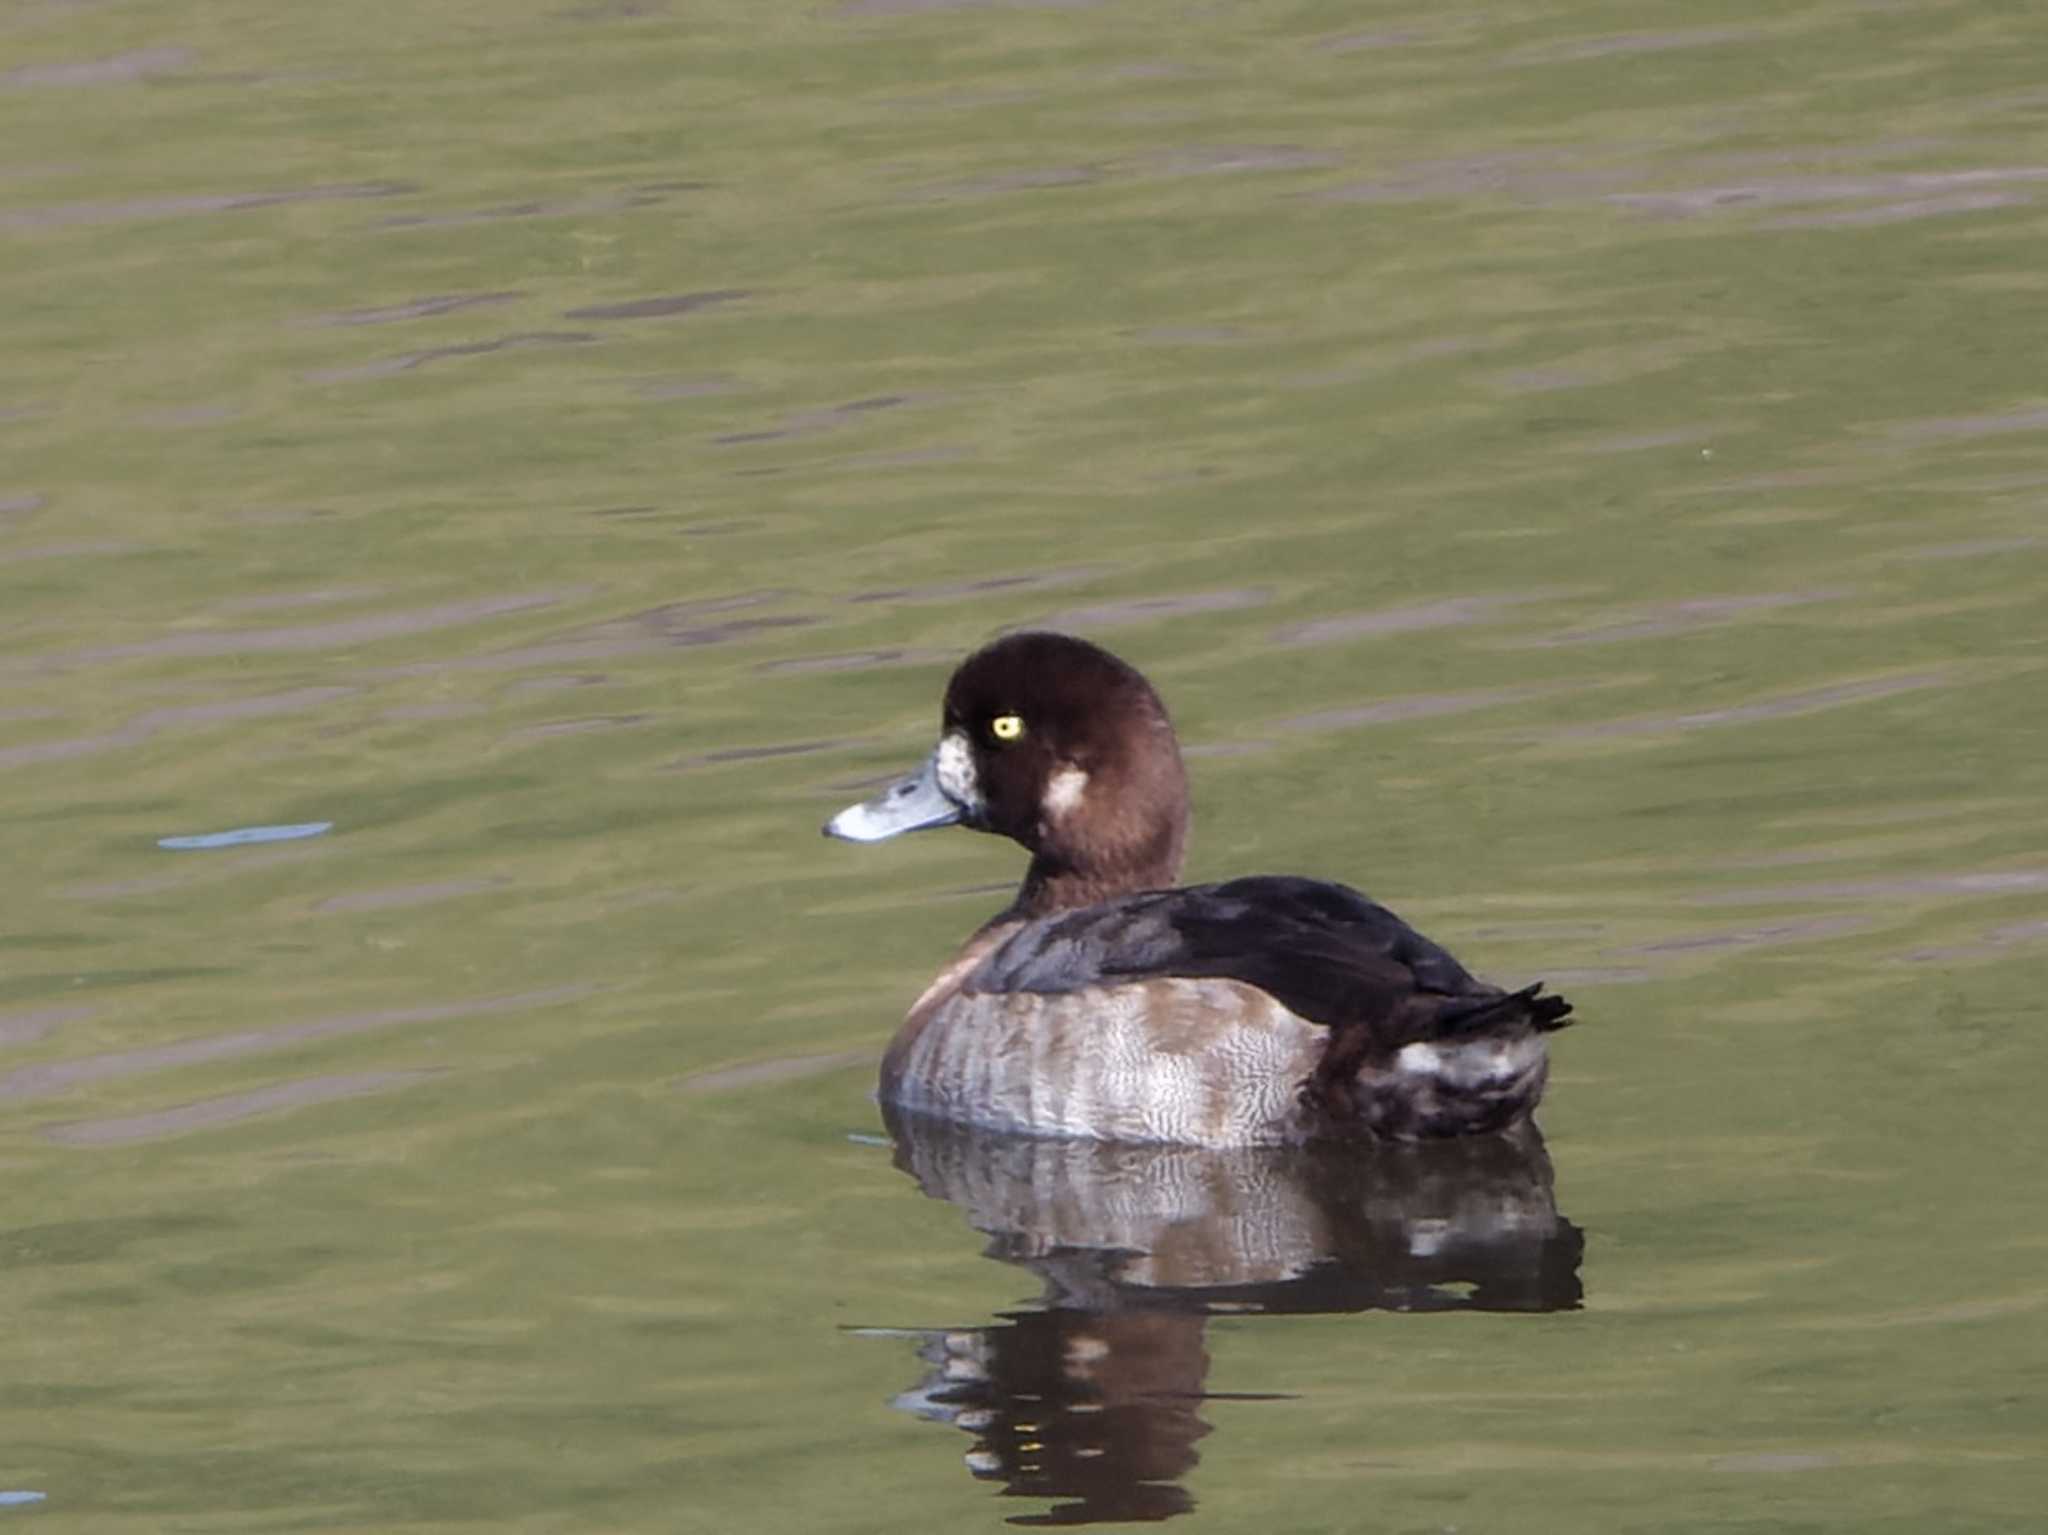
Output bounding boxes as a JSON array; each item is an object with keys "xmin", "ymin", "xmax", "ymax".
[{"xmin": 1004, "ymin": 836, "xmax": 1186, "ymax": 921}]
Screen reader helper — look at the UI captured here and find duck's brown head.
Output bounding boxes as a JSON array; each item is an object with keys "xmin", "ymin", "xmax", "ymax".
[{"xmin": 824, "ymin": 632, "xmax": 1189, "ymax": 916}]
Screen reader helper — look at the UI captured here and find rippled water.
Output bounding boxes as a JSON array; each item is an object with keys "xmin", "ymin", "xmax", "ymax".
[{"xmin": 4, "ymin": 1, "xmax": 2046, "ymax": 1528}]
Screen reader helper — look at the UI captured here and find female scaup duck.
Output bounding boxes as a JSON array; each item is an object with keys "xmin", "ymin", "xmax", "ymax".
[{"xmin": 824, "ymin": 632, "xmax": 1572, "ymax": 1147}]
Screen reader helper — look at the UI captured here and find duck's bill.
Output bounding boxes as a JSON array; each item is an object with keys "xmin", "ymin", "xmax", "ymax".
[{"xmin": 823, "ymin": 749, "xmax": 964, "ymax": 842}]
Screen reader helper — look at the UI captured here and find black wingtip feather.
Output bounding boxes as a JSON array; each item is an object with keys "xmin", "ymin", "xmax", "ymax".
[
  {"xmin": 1528, "ymin": 985, "xmax": 1575, "ymax": 1032},
  {"xmin": 1440, "ymin": 981, "xmax": 1575, "ymax": 1038}
]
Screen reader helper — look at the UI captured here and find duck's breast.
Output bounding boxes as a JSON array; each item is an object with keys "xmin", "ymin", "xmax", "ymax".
[{"xmin": 881, "ymin": 976, "xmax": 1324, "ymax": 1147}]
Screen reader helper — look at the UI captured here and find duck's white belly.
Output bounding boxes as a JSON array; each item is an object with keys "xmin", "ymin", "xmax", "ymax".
[{"xmin": 880, "ymin": 978, "xmax": 1324, "ymax": 1147}]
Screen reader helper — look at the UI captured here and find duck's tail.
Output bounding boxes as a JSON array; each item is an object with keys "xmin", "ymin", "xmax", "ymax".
[{"xmin": 1438, "ymin": 981, "xmax": 1574, "ymax": 1039}]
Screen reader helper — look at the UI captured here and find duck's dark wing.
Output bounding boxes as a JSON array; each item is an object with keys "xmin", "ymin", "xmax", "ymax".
[{"xmin": 969, "ymin": 876, "xmax": 1569, "ymax": 1051}]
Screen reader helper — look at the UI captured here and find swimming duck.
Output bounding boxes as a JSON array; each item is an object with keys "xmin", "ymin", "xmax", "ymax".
[{"xmin": 824, "ymin": 632, "xmax": 1572, "ymax": 1146}]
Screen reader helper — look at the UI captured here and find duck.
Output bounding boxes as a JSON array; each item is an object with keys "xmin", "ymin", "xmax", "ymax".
[{"xmin": 823, "ymin": 631, "xmax": 1573, "ymax": 1147}]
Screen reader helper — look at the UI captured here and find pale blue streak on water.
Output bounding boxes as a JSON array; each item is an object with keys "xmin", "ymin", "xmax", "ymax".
[{"xmin": 156, "ymin": 821, "xmax": 335, "ymax": 850}]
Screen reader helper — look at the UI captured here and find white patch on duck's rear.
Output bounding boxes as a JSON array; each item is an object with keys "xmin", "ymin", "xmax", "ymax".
[
  {"xmin": 934, "ymin": 731, "xmax": 980, "ymax": 814},
  {"xmin": 1042, "ymin": 764, "xmax": 1088, "ymax": 820},
  {"xmin": 1396, "ymin": 1035, "xmax": 1544, "ymax": 1091}
]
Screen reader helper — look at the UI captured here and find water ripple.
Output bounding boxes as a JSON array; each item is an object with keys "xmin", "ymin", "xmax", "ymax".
[
  {"xmin": 1689, "ymin": 870, "xmax": 2048, "ymax": 907},
  {"xmin": 43, "ymin": 1070, "xmax": 440, "ymax": 1147},
  {"xmin": 1272, "ymin": 593, "xmax": 1556, "ymax": 647},
  {"xmin": 1545, "ymin": 673, "xmax": 1952, "ymax": 741},
  {"xmin": 1521, "ymin": 590, "xmax": 1849, "ymax": 648},
  {"xmin": 314, "ymin": 879, "xmax": 505, "ymax": 914},
  {"xmin": 1028, "ymin": 589, "xmax": 1270, "ymax": 632},
  {"xmin": 0, "ymin": 687, "xmax": 355, "ymax": 771},
  {"xmin": 2, "ymin": 48, "xmax": 192, "ymax": 88},
  {"xmin": 0, "ymin": 1005, "xmax": 95, "ymax": 1048},
  {"xmin": 0, "ymin": 180, "xmax": 411, "ymax": 232},
  {"xmin": 1276, "ymin": 685, "xmax": 1563, "ymax": 734},
  {"xmin": 0, "ymin": 985, "xmax": 594, "ymax": 1104},
  {"xmin": 303, "ymin": 331, "xmax": 597, "ymax": 384},
  {"xmin": 1608, "ymin": 167, "xmax": 2048, "ymax": 220},
  {"xmin": 562, "ymin": 290, "xmax": 748, "ymax": 321},
  {"xmin": 313, "ymin": 291, "xmax": 524, "ymax": 326}
]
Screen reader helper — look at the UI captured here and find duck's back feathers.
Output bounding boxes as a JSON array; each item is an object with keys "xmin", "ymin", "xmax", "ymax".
[{"xmin": 969, "ymin": 876, "xmax": 1569, "ymax": 1053}]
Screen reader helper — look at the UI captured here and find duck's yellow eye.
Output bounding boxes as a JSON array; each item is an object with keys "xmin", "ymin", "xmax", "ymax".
[{"xmin": 990, "ymin": 714, "xmax": 1025, "ymax": 742}]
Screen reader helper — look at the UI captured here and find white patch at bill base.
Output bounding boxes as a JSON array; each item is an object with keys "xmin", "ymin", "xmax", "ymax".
[{"xmin": 934, "ymin": 732, "xmax": 981, "ymax": 812}]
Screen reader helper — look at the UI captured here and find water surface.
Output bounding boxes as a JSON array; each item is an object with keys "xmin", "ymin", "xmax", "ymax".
[{"xmin": 3, "ymin": 0, "xmax": 2045, "ymax": 1529}]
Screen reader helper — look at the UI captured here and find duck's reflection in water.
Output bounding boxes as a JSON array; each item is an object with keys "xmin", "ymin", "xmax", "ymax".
[{"xmin": 870, "ymin": 1110, "xmax": 1583, "ymax": 1525}]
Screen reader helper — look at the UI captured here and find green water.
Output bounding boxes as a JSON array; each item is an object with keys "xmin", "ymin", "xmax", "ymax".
[{"xmin": 5, "ymin": 0, "xmax": 2046, "ymax": 1527}]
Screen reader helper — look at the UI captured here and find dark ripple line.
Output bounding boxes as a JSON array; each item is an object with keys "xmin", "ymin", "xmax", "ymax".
[
  {"xmin": 0, "ymin": 686, "xmax": 354, "ymax": 770},
  {"xmin": 0, "ymin": 985, "xmax": 593, "ymax": 1104},
  {"xmin": 43, "ymin": 1070, "xmax": 441, "ymax": 1146}
]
